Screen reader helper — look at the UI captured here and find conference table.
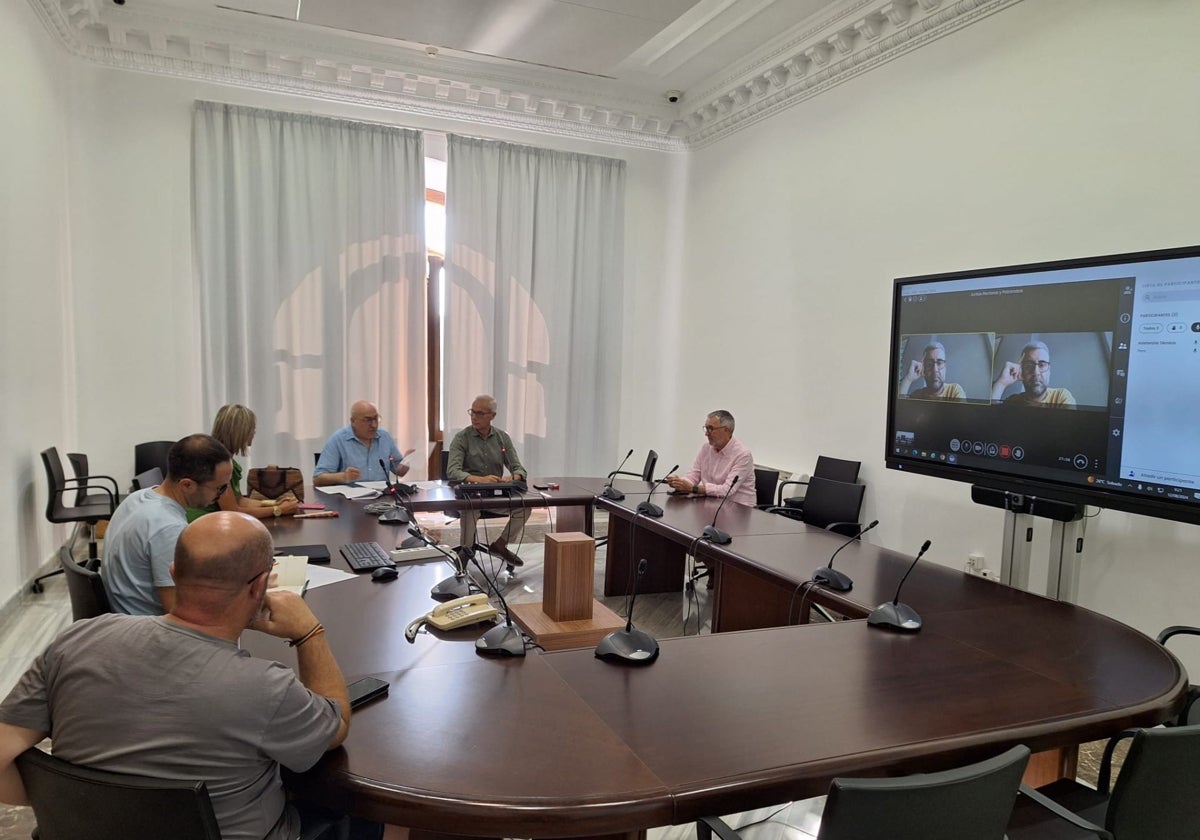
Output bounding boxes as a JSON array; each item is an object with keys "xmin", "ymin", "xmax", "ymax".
[{"xmin": 242, "ymin": 478, "xmax": 1187, "ymax": 839}]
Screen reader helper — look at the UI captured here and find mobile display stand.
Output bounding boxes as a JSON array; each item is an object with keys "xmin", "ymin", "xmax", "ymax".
[{"xmin": 971, "ymin": 486, "xmax": 1087, "ymax": 603}]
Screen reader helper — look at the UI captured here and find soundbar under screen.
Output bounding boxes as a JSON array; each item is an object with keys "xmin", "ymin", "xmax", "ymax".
[{"xmin": 885, "ymin": 245, "xmax": 1200, "ymax": 525}]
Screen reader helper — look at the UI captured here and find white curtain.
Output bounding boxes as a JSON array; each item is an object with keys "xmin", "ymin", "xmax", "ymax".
[
  {"xmin": 444, "ymin": 136, "xmax": 625, "ymax": 475},
  {"xmin": 192, "ymin": 103, "xmax": 428, "ymax": 476}
]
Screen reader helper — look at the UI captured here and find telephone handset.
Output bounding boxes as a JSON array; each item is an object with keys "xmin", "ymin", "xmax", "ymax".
[{"xmin": 405, "ymin": 593, "xmax": 499, "ymax": 642}]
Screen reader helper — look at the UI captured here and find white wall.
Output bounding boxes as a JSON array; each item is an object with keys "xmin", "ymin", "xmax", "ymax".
[
  {"xmin": 0, "ymin": 0, "xmax": 76, "ymax": 601},
  {"xmin": 674, "ymin": 0, "xmax": 1200, "ymax": 670}
]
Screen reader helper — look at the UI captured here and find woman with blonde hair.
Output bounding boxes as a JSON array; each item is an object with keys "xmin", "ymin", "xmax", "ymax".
[{"xmin": 186, "ymin": 404, "xmax": 299, "ymax": 521}]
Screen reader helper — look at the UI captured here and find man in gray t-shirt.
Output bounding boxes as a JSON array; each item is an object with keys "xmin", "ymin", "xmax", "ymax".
[
  {"xmin": 102, "ymin": 433, "xmax": 232, "ymax": 615},
  {"xmin": 0, "ymin": 512, "xmax": 353, "ymax": 840}
]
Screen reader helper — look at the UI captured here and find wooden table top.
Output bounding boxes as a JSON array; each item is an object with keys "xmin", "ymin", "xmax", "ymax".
[{"xmin": 244, "ymin": 481, "xmax": 1186, "ymax": 837}]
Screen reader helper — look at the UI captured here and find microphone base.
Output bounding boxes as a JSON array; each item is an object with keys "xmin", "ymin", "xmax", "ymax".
[
  {"xmin": 475, "ymin": 622, "xmax": 527, "ymax": 657},
  {"xmin": 601, "ymin": 485, "xmax": 626, "ymax": 502},
  {"xmin": 431, "ymin": 574, "xmax": 475, "ymax": 602},
  {"xmin": 812, "ymin": 567, "xmax": 854, "ymax": 591},
  {"xmin": 867, "ymin": 601, "xmax": 922, "ymax": 632},
  {"xmin": 701, "ymin": 525, "xmax": 732, "ymax": 545},
  {"xmin": 595, "ymin": 627, "xmax": 660, "ymax": 664},
  {"xmin": 379, "ymin": 507, "xmax": 411, "ymax": 524},
  {"xmin": 636, "ymin": 501, "xmax": 664, "ymax": 517}
]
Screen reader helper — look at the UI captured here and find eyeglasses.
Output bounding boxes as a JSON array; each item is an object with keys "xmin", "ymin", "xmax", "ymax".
[
  {"xmin": 923, "ymin": 359, "xmax": 946, "ymax": 369},
  {"xmin": 703, "ymin": 425, "xmax": 725, "ymax": 433},
  {"xmin": 245, "ymin": 566, "xmax": 272, "ymax": 586},
  {"xmin": 468, "ymin": 410, "xmax": 494, "ymax": 417},
  {"xmin": 356, "ymin": 415, "xmax": 380, "ymax": 424},
  {"xmin": 1020, "ymin": 361, "xmax": 1051, "ymax": 372}
]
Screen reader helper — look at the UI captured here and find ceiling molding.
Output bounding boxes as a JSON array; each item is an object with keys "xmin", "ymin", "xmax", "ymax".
[
  {"xmin": 28, "ymin": 0, "xmax": 1022, "ymax": 152},
  {"xmin": 683, "ymin": 0, "xmax": 1025, "ymax": 149}
]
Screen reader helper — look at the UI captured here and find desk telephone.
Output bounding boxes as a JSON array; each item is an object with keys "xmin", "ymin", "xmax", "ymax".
[{"xmin": 405, "ymin": 593, "xmax": 498, "ymax": 642}]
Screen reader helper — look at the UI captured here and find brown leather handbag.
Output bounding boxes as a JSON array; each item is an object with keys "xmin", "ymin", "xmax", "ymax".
[{"xmin": 246, "ymin": 465, "xmax": 305, "ymax": 502}]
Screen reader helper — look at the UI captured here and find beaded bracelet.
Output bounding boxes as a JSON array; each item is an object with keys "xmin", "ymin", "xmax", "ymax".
[{"xmin": 288, "ymin": 623, "xmax": 325, "ymax": 648}]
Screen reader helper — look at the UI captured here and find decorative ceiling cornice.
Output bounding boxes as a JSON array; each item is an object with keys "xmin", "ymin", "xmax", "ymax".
[{"xmin": 29, "ymin": 0, "xmax": 1021, "ymax": 152}]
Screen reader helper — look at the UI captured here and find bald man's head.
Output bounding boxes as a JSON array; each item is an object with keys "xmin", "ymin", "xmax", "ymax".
[
  {"xmin": 173, "ymin": 512, "xmax": 273, "ymax": 611},
  {"xmin": 350, "ymin": 401, "xmax": 381, "ymax": 443}
]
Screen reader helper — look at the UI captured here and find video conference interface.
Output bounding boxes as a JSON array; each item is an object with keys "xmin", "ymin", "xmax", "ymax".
[{"xmin": 889, "ymin": 253, "xmax": 1200, "ymax": 507}]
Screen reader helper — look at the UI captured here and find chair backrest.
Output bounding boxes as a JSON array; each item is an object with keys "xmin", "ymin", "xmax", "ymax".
[
  {"xmin": 132, "ymin": 467, "xmax": 164, "ymax": 491},
  {"xmin": 314, "ymin": 451, "xmax": 323, "ymax": 469},
  {"xmin": 818, "ymin": 745, "xmax": 1029, "ymax": 840},
  {"xmin": 753, "ymin": 468, "xmax": 779, "ymax": 507},
  {"xmin": 801, "ymin": 476, "xmax": 865, "ymax": 535},
  {"xmin": 641, "ymin": 449, "xmax": 659, "ymax": 482},
  {"xmin": 67, "ymin": 452, "xmax": 90, "ymax": 507},
  {"xmin": 16, "ymin": 747, "xmax": 222, "ymax": 840},
  {"xmin": 134, "ymin": 440, "xmax": 175, "ymax": 480},
  {"xmin": 1104, "ymin": 725, "xmax": 1200, "ymax": 839},
  {"xmin": 813, "ymin": 455, "xmax": 861, "ymax": 484},
  {"xmin": 40, "ymin": 447, "xmax": 71, "ymax": 523},
  {"xmin": 59, "ymin": 546, "xmax": 113, "ymax": 621}
]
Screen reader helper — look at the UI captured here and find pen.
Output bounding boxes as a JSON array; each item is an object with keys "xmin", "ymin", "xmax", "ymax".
[{"xmin": 301, "ymin": 579, "xmax": 310, "ymax": 598}]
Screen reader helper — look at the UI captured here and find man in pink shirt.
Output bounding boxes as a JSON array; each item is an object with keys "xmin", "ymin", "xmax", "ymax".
[{"xmin": 666, "ymin": 410, "xmax": 757, "ymax": 507}]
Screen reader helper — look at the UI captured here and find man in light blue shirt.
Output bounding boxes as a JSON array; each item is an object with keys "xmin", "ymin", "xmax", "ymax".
[
  {"xmin": 314, "ymin": 400, "xmax": 414, "ymax": 486},
  {"xmin": 103, "ymin": 434, "xmax": 233, "ymax": 615}
]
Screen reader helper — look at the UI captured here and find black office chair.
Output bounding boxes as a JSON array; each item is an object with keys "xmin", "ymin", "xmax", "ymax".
[
  {"xmin": 699, "ymin": 744, "xmax": 1029, "ymax": 840},
  {"xmin": 1155, "ymin": 625, "xmax": 1200, "ymax": 726},
  {"xmin": 776, "ymin": 455, "xmax": 862, "ymax": 512},
  {"xmin": 1008, "ymin": 725, "xmax": 1200, "ymax": 839},
  {"xmin": 131, "ymin": 466, "xmax": 164, "ymax": 491},
  {"xmin": 753, "ymin": 468, "xmax": 780, "ymax": 508},
  {"xmin": 66, "ymin": 453, "xmax": 115, "ymax": 508},
  {"xmin": 17, "ymin": 747, "xmax": 349, "ymax": 840},
  {"xmin": 59, "ymin": 546, "xmax": 112, "ymax": 621},
  {"xmin": 767, "ymin": 475, "xmax": 864, "ymax": 537},
  {"xmin": 608, "ymin": 449, "xmax": 658, "ymax": 483},
  {"xmin": 37, "ymin": 448, "xmax": 120, "ymax": 593},
  {"xmin": 134, "ymin": 440, "xmax": 174, "ymax": 481}
]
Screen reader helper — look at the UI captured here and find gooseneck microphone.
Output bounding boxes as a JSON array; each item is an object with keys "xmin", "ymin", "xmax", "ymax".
[
  {"xmin": 636, "ymin": 465, "xmax": 678, "ymax": 517},
  {"xmin": 377, "ymin": 459, "xmax": 411, "ymax": 524},
  {"xmin": 601, "ymin": 449, "xmax": 635, "ymax": 501},
  {"xmin": 868, "ymin": 539, "xmax": 931, "ymax": 632},
  {"xmin": 700, "ymin": 475, "xmax": 740, "ymax": 545},
  {"xmin": 812, "ymin": 519, "xmax": 879, "ymax": 592},
  {"xmin": 595, "ymin": 559, "xmax": 660, "ymax": 663},
  {"xmin": 464, "ymin": 553, "xmax": 526, "ymax": 657},
  {"xmin": 420, "ymin": 522, "xmax": 478, "ymax": 602}
]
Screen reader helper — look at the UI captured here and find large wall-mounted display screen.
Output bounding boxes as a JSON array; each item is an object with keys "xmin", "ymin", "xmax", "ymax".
[{"xmin": 886, "ymin": 245, "xmax": 1200, "ymax": 525}]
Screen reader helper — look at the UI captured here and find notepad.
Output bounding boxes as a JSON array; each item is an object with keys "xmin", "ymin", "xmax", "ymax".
[{"xmin": 270, "ymin": 555, "xmax": 309, "ymax": 596}]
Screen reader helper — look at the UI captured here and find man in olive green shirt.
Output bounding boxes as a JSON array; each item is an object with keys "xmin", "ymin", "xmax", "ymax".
[{"xmin": 445, "ymin": 395, "xmax": 529, "ymax": 567}]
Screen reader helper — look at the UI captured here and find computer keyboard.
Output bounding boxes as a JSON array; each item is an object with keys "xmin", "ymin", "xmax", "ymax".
[
  {"xmin": 453, "ymin": 481, "xmax": 527, "ymax": 498},
  {"xmin": 340, "ymin": 541, "xmax": 395, "ymax": 572}
]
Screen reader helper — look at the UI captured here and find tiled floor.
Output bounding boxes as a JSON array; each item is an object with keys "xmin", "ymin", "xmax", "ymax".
[{"xmin": 0, "ymin": 530, "xmax": 1114, "ymax": 840}]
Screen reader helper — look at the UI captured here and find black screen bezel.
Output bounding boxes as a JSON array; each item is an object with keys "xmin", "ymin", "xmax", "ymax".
[{"xmin": 885, "ymin": 244, "xmax": 1200, "ymax": 526}]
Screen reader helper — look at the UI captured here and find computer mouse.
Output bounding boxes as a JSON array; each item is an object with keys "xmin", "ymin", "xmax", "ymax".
[{"xmin": 371, "ymin": 566, "xmax": 399, "ymax": 582}]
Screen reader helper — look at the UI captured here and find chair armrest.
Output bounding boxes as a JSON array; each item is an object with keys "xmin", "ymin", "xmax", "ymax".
[
  {"xmin": 1017, "ymin": 784, "xmax": 1113, "ymax": 839},
  {"xmin": 607, "ymin": 469, "xmax": 643, "ymax": 480},
  {"xmin": 52, "ymin": 482, "xmax": 118, "ymax": 510},
  {"xmin": 1097, "ymin": 729, "xmax": 1138, "ymax": 793},
  {"xmin": 1158, "ymin": 625, "xmax": 1200, "ymax": 645},
  {"xmin": 775, "ymin": 478, "xmax": 809, "ymax": 508},
  {"xmin": 697, "ymin": 816, "xmax": 745, "ymax": 840},
  {"xmin": 762, "ymin": 506, "xmax": 804, "ymax": 521},
  {"xmin": 824, "ymin": 521, "xmax": 861, "ymax": 538}
]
